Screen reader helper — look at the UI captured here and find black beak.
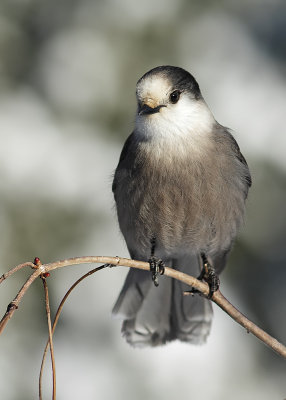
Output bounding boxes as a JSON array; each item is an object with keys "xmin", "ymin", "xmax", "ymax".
[{"xmin": 138, "ymin": 104, "xmax": 166, "ymax": 116}]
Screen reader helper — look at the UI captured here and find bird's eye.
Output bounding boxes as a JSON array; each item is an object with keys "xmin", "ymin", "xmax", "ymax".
[{"xmin": 169, "ymin": 90, "xmax": 181, "ymax": 104}]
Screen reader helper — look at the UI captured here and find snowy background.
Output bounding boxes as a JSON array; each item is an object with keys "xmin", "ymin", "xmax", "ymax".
[{"xmin": 0, "ymin": 1, "xmax": 286, "ymax": 399}]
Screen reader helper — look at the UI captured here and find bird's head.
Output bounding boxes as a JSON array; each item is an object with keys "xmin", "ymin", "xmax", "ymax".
[{"xmin": 135, "ymin": 66, "xmax": 214, "ymax": 139}]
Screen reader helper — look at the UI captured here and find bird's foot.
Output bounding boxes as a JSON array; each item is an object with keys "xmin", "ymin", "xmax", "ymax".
[
  {"xmin": 200, "ymin": 254, "xmax": 220, "ymax": 299},
  {"xmin": 187, "ymin": 254, "xmax": 219, "ymax": 298},
  {"xmin": 148, "ymin": 236, "xmax": 165, "ymax": 286},
  {"xmin": 148, "ymin": 256, "xmax": 165, "ymax": 287}
]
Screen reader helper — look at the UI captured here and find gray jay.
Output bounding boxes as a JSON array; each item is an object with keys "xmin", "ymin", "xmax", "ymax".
[{"xmin": 112, "ymin": 66, "xmax": 251, "ymax": 347}]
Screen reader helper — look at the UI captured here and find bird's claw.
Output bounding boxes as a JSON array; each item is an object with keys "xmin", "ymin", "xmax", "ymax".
[
  {"xmin": 199, "ymin": 255, "xmax": 220, "ymax": 298},
  {"xmin": 204, "ymin": 265, "xmax": 220, "ymax": 298},
  {"xmin": 188, "ymin": 255, "xmax": 220, "ymax": 298},
  {"xmin": 148, "ymin": 256, "xmax": 165, "ymax": 287}
]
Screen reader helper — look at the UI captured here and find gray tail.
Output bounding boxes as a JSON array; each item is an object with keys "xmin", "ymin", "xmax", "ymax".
[{"xmin": 112, "ymin": 254, "xmax": 213, "ymax": 347}]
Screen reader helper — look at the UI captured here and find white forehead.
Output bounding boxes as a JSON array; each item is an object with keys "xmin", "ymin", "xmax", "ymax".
[{"xmin": 136, "ymin": 75, "xmax": 172, "ymax": 101}]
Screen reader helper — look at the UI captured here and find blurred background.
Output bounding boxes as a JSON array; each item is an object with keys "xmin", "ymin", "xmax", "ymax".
[{"xmin": 0, "ymin": 0, "xmax": 286, "ymax": 398}]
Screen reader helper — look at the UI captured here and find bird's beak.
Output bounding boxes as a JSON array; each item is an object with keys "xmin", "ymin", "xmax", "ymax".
[{"xmin": 138, "ymin": 103, "xmax": 166, "ymax": 116}]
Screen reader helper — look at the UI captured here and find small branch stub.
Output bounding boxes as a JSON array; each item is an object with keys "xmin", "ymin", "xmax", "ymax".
[
  {"xmin": 34, "ymin": 257, "xmax": 42, "ymax": 267},
  {"xmin": 34, "ymin": 257, "xmax": 50, "ymax": 279}
]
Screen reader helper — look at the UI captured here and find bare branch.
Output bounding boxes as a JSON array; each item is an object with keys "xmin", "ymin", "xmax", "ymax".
[{"xmin": 0, "ymin": 256, "xmax": 286, "ymax": 359}]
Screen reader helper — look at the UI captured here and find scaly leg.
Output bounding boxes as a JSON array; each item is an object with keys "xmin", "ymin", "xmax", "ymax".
[
  {"xmin": 200, "ymin": 253, "xmax": 220, "ymax": 298},
  {"xmin": 148, "ymin": 237, "xmax": 165, "ymax": 287}
]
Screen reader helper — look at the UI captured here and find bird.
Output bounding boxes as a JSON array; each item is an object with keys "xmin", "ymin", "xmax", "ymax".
[{"xmin": 112, "ymin": 65, "xmax": 251, "ymax": 347}]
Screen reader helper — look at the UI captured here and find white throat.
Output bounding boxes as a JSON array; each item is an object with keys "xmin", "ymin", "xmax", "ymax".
[{"xmin": 135, "ymin": 97, "xmax": 215, "ymax": 157}]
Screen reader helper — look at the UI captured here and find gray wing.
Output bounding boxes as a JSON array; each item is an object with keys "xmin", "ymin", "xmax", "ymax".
[
  {"xmin": 112, "ymin": 132, "xmax": 136, "ymax": 197},
  {"xmin": 212, "ymin": 125, "xmax": 252, "ymax": 273},
  {"xmin": 227, "ymin": 128, "xmax": 252, "ymax": 191}
]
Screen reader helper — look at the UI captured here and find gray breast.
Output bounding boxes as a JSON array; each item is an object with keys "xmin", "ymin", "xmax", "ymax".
[{"xmin": 114, "ymin": 131, "xmax": 248, "ymax": 260}]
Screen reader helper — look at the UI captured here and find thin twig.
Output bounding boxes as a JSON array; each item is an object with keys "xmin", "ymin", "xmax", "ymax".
[
  {"xmin": 0, "ymin": 256, "xmax": 286, "ymax": 359},
  {"xmin": 0, "ymin": 262, "xmax": 35, "ymax": 285},
  {"xmin": 39, "ymin": 264, "xmax": 107, "ymax": 399},
  {"xmin": 41, "ymin": 277, "xmax": 56, "ymax": 400},
  {"xmin": 0, "ymin": 267, "xmax": 43, "ymax": 335},
  {"xmin": 214, "ymin": 290, "xmax": 286, "ymax": 358}
]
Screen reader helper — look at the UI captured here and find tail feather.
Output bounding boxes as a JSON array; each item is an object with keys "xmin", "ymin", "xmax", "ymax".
[
  {"xmin": 112, "ymin": 269, "xmax": 152, "ymax": 319},
  {"xmin": 112, "ymin": 254, "xmax": 213, "ymax": 347},
  {"xmin": 171, "ymin": 254, "xmax": 213, "ymax": 344},
  {"xmin": 120, "ymin": 275, "xmax": 172, "ymax": 347},
  {"xmin": 171, "ymin": 277, "xmax": 213, "ymax": 344}
]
